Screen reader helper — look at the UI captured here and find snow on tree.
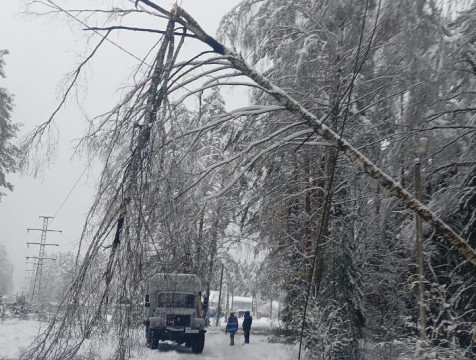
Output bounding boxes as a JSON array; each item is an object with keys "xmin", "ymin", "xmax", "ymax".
[
  {"xmin": 0, "ymin": 244, "xmax": 13, "ymax": 297},
  {"xmin": 0, "ymin": 49, "xmax": 19, "ymax": 201}
]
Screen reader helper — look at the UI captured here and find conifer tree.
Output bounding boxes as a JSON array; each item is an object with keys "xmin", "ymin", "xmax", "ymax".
[{"xmin": 0, "ymin": 50, "xmax": 19, "ymax": 200}]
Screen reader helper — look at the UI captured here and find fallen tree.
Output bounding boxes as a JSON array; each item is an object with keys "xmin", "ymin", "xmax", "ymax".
[{"xmin": 140, "ymin": 1, "xmax": 476, "ymax": 265}]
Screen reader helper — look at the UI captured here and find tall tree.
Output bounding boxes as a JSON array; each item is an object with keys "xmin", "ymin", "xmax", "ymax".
[
  {"xmin": 0, "ymin": 49, "xmax": 19, "ymax": 201},
  {"xmin": 0, "ymin": 244, "xmax": 13, "ymax": 297}
]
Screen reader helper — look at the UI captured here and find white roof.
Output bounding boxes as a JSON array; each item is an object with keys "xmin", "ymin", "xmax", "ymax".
[
  {"xmin": 208, "ymin": 291, "xmax": 252, "ymax": 305},
  {"xmin": 232, "ymin": 296, "xmax": 252, "ymax": 303},
  {"xmin": 148, "ymin": 273, "xmax": 201, "ymax": 293}
]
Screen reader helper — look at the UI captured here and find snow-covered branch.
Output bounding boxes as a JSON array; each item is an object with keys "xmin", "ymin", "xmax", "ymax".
[{"xmin": 138, "ymin": 0, "xmax": 476, "ymax": 265}]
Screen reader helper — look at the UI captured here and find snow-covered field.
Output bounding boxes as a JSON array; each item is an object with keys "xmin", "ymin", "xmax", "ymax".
[{"xmin": 0, "ymin": 319, "xmax": 292, "ymax": 360}]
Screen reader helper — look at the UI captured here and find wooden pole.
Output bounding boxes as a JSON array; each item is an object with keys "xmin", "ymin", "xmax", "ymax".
[
  {"xmin": 415, "ymin": 139, "xmax": 428, "ymax": 349},
  {"xmin": 415, "ymin": 157, "xmax": 427, "ymax": 344}
]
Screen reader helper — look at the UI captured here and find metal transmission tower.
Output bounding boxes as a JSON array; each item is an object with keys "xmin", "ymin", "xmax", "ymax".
[
  {"xmin": 22, "ymin": 260, "xmax": 38, "ymax": 297},
  {"xmin": 26, "ymin": 216, "xmax": 61, "ymax": 309}
]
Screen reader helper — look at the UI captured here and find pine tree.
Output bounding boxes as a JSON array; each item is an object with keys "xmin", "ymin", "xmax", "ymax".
[
  {"xmin": 0, "ymin": 49, "xmax": 19, "ymax": 200},
  {"xmin": 0, "ymin": 244, "xmax": 13, "ymax": 297}
]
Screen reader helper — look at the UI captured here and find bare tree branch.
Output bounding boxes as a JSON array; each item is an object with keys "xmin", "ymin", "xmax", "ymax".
[{"xmin": 84, "ymin": 25, "xmax": 198, "ymax": 38}]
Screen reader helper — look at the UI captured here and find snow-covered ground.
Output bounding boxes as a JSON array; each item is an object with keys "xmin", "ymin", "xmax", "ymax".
[
  {"xmin": 0, "ymin": 320, "xmax": 40, "ymax": 360},
  {"xmin": 151, "ymin": 328, "xmax": 291, "ymax": 360},
  {"xmin": 0, "ymin": 319, "xmax": 292, "ymax": 360}
]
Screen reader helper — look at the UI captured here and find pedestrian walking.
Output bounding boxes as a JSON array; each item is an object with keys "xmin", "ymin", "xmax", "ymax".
[
  {"xmin": 202, "ymin": 292, "xmax": 209, "ymax": 319},
  {"xmin": 225, "ymin": 312, "xmax": 238, "ymax": 345},
  {"xmin": 242, "ymin": 311, "xmax": 253, "ymax": 344}
]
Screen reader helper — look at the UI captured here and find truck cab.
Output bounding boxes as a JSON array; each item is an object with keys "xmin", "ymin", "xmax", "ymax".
[{"xmin": 144, "ymin": 273, "xmax": 206, "ymax": 353}]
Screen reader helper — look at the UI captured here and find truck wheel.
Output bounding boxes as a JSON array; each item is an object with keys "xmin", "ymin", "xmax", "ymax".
[
  {"xmin": 191, "ymin": 332, "xmax": 205, "ymax": 354},
  {"xmin": 146, "ymin": 329, "xmax": 158, "ymax": 349},
  {"xmin": 149, "ymin": 337, "xmax": 159, "ymax": 349}
]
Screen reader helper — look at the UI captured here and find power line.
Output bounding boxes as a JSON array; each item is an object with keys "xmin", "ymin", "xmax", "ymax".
[
  {"xmin": 34, "ymin": 1, "xmax": 274, "ymax": 209},
  {"xmin": 44, "ymin": 0, "xmax": 152, "ymax": 68},
  {"xmin": 51, "ymin": 165, "xmax": 89, "ymax": 222},
  {"xmin": 22, "ymin": 165, "xmax": 88, "ymax": 298}
]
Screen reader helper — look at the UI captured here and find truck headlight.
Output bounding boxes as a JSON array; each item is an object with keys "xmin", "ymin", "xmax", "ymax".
[
  {"xmin": 156, "ymin": 322, "xmax": 160, "ymax": 327},
  {"xmin": 195, "ymin": 323, "xmax": 201, "ymax": 328}
]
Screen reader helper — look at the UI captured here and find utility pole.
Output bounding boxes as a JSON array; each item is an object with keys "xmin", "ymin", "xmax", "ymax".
[
  {"xmin": 215, "ymin": 263, "xmax": 224, "ymax": 327},
  {"xmin": 414, "ymin": 138, "xmax": 429, "ymax": 349},
  {"xmin": 26, "ymin": 216, "xmax": 61, "ymax": 310}
]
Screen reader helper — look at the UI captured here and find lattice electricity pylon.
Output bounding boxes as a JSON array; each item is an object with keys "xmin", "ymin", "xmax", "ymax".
[
  {"xmin": 27, "ymin": 216, "xmax": 61, "ymax": 310},
  {"xmin": 22, "ymin": 261, "xmax": 37, "ymax": 297}
]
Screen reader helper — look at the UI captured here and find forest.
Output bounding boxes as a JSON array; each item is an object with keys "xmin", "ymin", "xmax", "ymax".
[{"xmin": 1, "ymin": 0, "xmax": 476, "ymax": 359}]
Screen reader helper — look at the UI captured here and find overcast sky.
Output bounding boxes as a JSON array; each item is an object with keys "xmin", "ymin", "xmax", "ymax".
[{"xmin": 0, "ymin": 0, "xmax": 243, "ymax": 294}]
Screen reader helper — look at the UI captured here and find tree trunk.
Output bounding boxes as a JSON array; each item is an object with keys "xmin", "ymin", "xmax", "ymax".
[
  {"xmin": 216, "ymin": 263, "xmax": 224, "ymax": 327},
  {"xmin": 196, "ymin": 211, "xmax": 204, "ymax": 275},
  {"xmin": 204, "ymin": 210, "xmax": 220, "ymax": 318},
  {"xmin": 226, "ymin": 278, "xmax": 230, "ymax": 318}
]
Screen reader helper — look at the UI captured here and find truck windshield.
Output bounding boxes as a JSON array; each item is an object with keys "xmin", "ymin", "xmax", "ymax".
[{"xmin": 156, "ymin": 293, "xmax": 195, "ymax": 308}]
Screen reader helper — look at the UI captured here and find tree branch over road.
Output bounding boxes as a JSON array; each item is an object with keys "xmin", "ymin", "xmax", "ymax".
[{"xmin": 137, "ymin": 0, "xmax": 476, "ymax": 265}]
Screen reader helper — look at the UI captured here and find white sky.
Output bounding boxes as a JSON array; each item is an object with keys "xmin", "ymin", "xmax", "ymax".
[{"xmin": 0, "ymin": 0, "xmax": 244, "ymax": 294}]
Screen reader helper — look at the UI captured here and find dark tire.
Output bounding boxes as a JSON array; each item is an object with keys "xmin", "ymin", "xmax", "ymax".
[
  {"xmin": 191, "ymin": 332, "xmax": 205, "ymax": 354},
  {"xmin": 146, "ymin": 329, "xmax": 159, "ymax": 349}
]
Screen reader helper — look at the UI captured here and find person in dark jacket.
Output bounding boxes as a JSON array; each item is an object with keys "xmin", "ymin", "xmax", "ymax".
[
  {"xmin": 225, "ymin": 312, "xmax": 239, "ymax": 345},
  {"xmin": 242, "ymin": 311, "xmax": 253, "ymax": 344}
]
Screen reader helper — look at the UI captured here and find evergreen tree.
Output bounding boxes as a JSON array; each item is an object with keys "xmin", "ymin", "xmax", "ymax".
[
  {"xmin": 0, "ymin": 244, "xmax": 13, "ymax": 297},
  {"xmin": 0, "ymin": 49, "xmax": 19, "ymax": 200}
]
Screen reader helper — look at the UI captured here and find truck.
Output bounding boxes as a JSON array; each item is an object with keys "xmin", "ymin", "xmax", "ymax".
[{"xmin": 144, "ymin": 273, "xmax": 206, "ymax": 353}]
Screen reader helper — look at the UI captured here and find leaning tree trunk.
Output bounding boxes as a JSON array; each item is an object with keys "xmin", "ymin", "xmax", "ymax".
[{"xmin": 138, "ymin": 1, "xmax": 476, "ymax": 266}]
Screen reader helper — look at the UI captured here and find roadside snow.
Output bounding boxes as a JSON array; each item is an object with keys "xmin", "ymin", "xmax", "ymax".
[
  {"xmin": 214, "ymin": 315, "xmax": 281, "ymax": 331},
  {"xmin": 0, "ymin": 319, "xmax": 41, "ymax": 359}
]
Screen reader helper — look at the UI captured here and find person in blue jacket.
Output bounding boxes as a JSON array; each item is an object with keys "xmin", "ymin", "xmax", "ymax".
[
  {"xmin": 242, "ymin": 311, "xmax": 253, "ymax": 344},
  {"xmin": 225, "ymin": 312, "xmax": 238, "ymax": 345}
]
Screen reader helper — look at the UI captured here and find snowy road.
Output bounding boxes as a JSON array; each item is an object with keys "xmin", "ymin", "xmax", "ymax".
[
  {"xmin": 141, "ymin": 328, "xmax": 291, "ymax": 360},
  {"xmin": 0, "ymin": 320, "xmax": 292, "ymax": 360}
]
